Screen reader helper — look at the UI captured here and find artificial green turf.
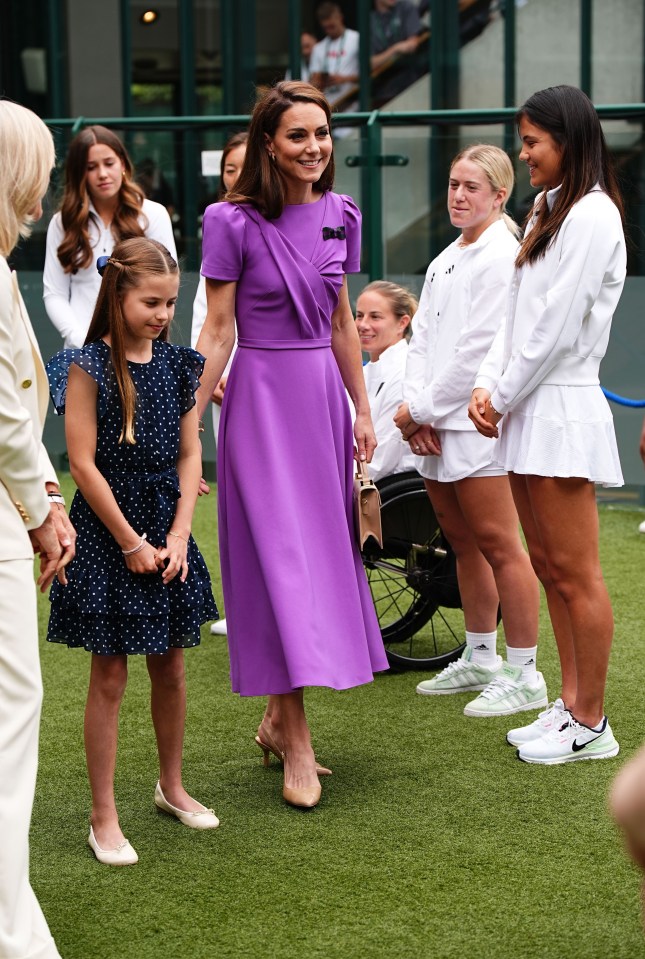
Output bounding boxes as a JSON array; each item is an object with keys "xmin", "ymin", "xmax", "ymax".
[{"xmin": 32, "ymin": 477, "xmax": 645, "ymax": 959}]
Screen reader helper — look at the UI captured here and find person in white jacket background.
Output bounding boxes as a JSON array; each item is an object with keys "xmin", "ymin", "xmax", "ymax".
[
  {"xmin": 43, "ymin": 125, "xmax": 176, "ymax": 349},
  {"xmin": 355, "ymin": 280, "xmax": 417, "ymax": 483},
  {"xmin": 469, "ymin": 85, "xmax": 626, "ymax": 765},
  {"xmin": 394, "ymin": 144, "xmax": 542, "ymax": 721}
]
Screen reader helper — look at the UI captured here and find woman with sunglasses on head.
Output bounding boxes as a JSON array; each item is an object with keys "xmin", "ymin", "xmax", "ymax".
[
  {"xmin": 43, "ymin": 125, "xmax": 176, "ymax": 349},
  {"xmin": 469, "ymin": 85, "xmax": 626, "ymax": 764}
]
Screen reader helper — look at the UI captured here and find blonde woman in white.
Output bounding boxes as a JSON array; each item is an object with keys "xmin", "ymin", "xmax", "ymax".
[
  {"xmin": 355, "ymin": 281, "xmax": 417, "ymax": 483},
  {"xmin": 395, "ymin": 144, "xmax": 542, "ymax": 719}
]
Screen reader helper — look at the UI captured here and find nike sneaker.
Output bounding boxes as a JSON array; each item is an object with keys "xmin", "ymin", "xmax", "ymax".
[
  {"xmin": 506, "ymin": 699, "xmax": 569, "ymax": 746},
  {"xmin": 463, "ymin": 662, "xmax": 548, "ymax": 717},
  {"xmin": 517, "ymin": 715, "xmax": 619, "ymax": 764},
  {"xmin": 415, "ymin": 646, "xmax": 502, "ymax": 695}
]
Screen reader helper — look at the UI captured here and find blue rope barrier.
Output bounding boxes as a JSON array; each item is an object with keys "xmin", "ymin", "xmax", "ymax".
[{"xmin": 602, "ymin": 387, "xmax": 645, "ymax": 408}]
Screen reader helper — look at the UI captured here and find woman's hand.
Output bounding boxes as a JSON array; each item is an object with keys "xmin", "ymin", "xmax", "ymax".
[
  {"xmin": 409, "ymin": 425, "xmax": 442, "ymax": 457},
  {"xmin": 156, "ymin": 532, "xmax": 189, "ymax": 585},
  {"xmin": 211, "ymin": 375, "xmax": 228, "ymax": 407},
  {"xmin": 124, "ymin": 540, "xmax": 164, "ymax": 576},
  {"xmin": 354, "ymin": 410, "xmax": 377, "ymax": 463},
  {"xmin": 393, "ymin": 402, "xmax": 421, "ymax": 441},
  {"xmin": 468, "ymin": 389, "xmax": 499, "ymax": 438}
]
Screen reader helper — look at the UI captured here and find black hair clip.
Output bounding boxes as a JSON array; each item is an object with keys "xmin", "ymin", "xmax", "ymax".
[
  {"xmin": 322, "ymin": 226, "xmax": 346, "ymax": 241},
  {"xmin": 97, "ymin": 255, "xmax": 110, "ymax": 276}
]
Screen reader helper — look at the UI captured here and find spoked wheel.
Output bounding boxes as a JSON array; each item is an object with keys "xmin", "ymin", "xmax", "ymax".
[{"xmin": 362, "ymin": 471, "xmax": 465, "ymax": 671}]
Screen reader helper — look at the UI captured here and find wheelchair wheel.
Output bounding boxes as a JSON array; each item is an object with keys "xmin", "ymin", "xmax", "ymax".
[{"xmin": 362, "ymin": 471, "xmax": 465, "ymax": 671}]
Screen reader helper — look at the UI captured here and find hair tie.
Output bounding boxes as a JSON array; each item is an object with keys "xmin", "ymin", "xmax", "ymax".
[{"xmin": 97, "ymin": 255, "xmax": 123, "ymax": 277}]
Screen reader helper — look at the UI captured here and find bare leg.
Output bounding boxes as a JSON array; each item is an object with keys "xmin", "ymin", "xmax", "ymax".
[
  {"xmin": 509, "ymin": 473, "xmax": 577, "ymax": 707},
  {"xmin": 453, "ymin": 475, "xmax": 539, "ymax": 649},
  {"xmin": 424, "ymin": 479, "xmax": 499, "ymax": 632},
  {"xmin": 524, "ymin": 476, "xmax": 613, "ymax": 727},
  {"xmin": 147, "ymin": 649, "xmax": 203, "ymax": 811},
  {"xmin": 278, "ymin": 690, "xmax": 319, "ymax": 798},
  {"xmin": 84, "ymin": 654, "xmax": 128, "ymax": 847}
]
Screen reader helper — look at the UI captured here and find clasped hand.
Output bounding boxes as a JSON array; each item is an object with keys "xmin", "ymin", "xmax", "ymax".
[
  {"xmin": 393, "ymin": 403, "xmax": 441, "ymax": 456},
  {"xmin": 124, "ymin": 535, "xmax": 189, "ymax": 584},
  {"xmin": 468, "ymin": 389, "xmax": 502, "ymax": 438}
]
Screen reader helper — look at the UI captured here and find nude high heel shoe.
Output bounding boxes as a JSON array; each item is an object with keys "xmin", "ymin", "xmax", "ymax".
[
  {"xmin": 255, "ymin": 726, "xmax": 332, "ymax": 776},
  {"xmin": 281, "ymin": 753, "xmax": 322, "ymax": 810}
]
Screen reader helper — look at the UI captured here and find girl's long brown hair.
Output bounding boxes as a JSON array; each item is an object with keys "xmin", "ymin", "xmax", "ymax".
[
  {"xmin": 85, "ymin": 237, "xmax": 178, "ymax": 445},
  {"xmin": 57, "ymin": 126, "xmax": 148, "ymax": 273},
  {"xmin": 516, "ymin": 85, "xmax": 624, "ymax": 268},
  {"xmin": 226, "ymin": 81, "xmax": 335, "ymax": 219}
]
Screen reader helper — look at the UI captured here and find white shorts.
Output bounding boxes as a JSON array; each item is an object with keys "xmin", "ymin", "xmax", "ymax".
[{"xmin": 414, "ymin": 428, "xmax": 506, "ymax": 483}]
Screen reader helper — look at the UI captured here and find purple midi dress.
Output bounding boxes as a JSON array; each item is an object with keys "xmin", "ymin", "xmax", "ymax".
[{"xmin": 201, "ymin": 191, "xmax": 388, "ymax": 695}]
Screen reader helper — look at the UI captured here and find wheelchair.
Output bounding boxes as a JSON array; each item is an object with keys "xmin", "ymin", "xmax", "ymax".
[{"xmin": 361, "ymin": 471, "xmax": 465, "ymax": 672}]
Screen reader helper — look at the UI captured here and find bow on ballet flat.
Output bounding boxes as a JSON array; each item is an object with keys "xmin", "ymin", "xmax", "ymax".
[{"xmin": 322, "ymin": 226, "xmax": 346, "ymax": 241}]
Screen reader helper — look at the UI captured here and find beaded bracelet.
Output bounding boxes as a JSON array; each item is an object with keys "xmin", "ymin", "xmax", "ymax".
[
  {"xmin": 122, "ymin": 533, "xmax": 149, "ymax": 556},
  {"xmin": 168, "ymin": 531, "xmax": 188, "ymax": 543}
]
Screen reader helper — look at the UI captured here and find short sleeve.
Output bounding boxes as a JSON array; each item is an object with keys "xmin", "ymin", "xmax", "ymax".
[
  {"xmin": 173, "ymin": 345, "xmax": 206, "ymax": 415},
  {"xmin": 201, "ymin": 202, "xmax": 247, "ymax": 282},
  {"xmin": 340, "ymin": 194, "xmax": 362, "ymax": 274},
  {"xmin": 46, "ymin": 344, "xmax": 108, "ymax": 416}
]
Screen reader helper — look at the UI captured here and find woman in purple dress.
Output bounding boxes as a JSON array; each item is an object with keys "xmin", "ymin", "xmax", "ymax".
[{"xmin": 195, "ymin": 81, "xmax": 388, "ymax": 810}]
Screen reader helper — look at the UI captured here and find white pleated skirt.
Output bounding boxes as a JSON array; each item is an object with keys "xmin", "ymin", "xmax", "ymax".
[{"xmin": 493, "ymin": 384, "xmax": 623, "ymax": 487}]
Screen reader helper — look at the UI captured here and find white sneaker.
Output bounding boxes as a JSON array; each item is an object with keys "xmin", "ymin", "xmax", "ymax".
[
  {"xmin": 210, "ymin": 619, "xmax": 227, "ymax": 636},
  {"xmin": 415, "ymin": 646, "xmax": 502, "ymax": 695},
  {"xmin": 517, "ymin": 715, "xmax": 620, "ymax": 764},
  {"xmin": 639, "ymin": 520, "xmax": 645, "ymax": 534},
  {"xmin": 463, "ymin": 662, "xmax": 548, "ymax": 717},
  {"xmin": 506, "ymin": 698, "xmax": 568, "ymax": 746}
]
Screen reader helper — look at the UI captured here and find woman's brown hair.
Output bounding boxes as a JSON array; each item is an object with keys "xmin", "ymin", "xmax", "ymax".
[
  {"xmin": 227, "ymin": 81, "xmax": 335, "ymax": 219},
  {"xmin": 516, "ymin": 85, "xmax": 624, "ymax": 267},
  {"xmin": 57, "ymin": 126, "xmax": 147, "ymax": 273},
  {"xmin": 85, "ymin": 237, "xmax": 178, "ymax": 445}
]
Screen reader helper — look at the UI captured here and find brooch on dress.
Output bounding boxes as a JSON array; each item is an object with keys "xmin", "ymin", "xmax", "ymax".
[{"xmin": 322, "ymin": 226, "xmax": 346, "ymax": 241}]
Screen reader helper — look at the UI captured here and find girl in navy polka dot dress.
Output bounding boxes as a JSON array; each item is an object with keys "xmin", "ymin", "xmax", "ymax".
[{"xmin": 46, "ymin": 237, "xmax": 220, "ymax": 866}]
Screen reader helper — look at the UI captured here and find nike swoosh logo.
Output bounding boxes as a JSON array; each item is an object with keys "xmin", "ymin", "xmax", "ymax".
[{"xmin": 571, "ymin": 738, "xmax": 594, "ymax": 752}]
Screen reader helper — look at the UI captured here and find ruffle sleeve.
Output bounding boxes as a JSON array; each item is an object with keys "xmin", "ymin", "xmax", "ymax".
[
  {"xmin": 173, "ymin": 345, "xmax": 206, "ymax": 415},
  {"xmin": 45, "ymin": 344, "xmax": 108, "ymax": 416},
  {"xmin": 340, "ymin": 194, "xmax": 362, "ymax": 274}
]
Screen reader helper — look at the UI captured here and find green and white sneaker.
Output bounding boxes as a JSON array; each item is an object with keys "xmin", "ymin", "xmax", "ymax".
[
  {"xmin": 416, "ymin": 646, "xmax": 502, "ymax": 696},
  {"xmin": 463, "ymin": 662, "xmax": 548, "ymax": 717},
  {"xmin": 517, "ymin": 715, "xmax": 619, "ymax": 765}
]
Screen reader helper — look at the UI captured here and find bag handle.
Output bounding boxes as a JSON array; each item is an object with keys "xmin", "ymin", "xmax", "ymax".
[{"xmin": 355, "ymin": 458, "xmax": 372, "ymax": 485}]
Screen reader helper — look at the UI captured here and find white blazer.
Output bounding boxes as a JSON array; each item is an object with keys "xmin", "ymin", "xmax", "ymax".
[
  {"xmin": 0, "ymin": 257, "xmax": 58, "ymax": 560},
  {"xmin": 475, "ymin": 187, "xmax": 627, "ymax": 413},
  {"xmin": 404, "ymin": 218, "xmax": 518, "ymax": 430}
]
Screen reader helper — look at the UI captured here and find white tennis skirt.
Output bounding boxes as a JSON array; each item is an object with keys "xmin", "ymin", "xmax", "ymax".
[
  {"xmin": 493, "ymin": 384, "xmax": 623, "ymax": 487},
  {"xmin": 415, "ymin": 428, "xmax": 505, "ymax": 483}
]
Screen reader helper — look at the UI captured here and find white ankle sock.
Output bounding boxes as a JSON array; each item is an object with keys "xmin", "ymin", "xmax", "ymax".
[
  {"xmin": 506, "ymin": 644, "xmax": 538, "ymax": 684},
  {"xmin": 466, "ymin": 630, "xmax": 498, "ymax": 667}
]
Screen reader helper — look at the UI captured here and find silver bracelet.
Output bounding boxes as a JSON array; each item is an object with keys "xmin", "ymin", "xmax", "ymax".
[
  {"xmin": 122, "ymin": 533, "xmax": 148, "ymax": 556},
  {"xmin": 47, "ymin": 491, "xmax": 66, "ymax": 506}
]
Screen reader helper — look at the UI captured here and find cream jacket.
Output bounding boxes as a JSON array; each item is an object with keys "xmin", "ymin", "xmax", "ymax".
[
  {"xmin": 404, "ymin": 218, "xmax": 518, "ymax": 429},
  {"xmin": 475, "ymin": 187, "xmax": 627, "ymax": 413},
  {"xmin": 0, "ymin": 258, "xmax": 57, "ymax": 560}
]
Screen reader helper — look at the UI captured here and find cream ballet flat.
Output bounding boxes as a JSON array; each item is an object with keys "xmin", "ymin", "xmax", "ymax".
[
  {"xmin": 88, "ymin": 826, "xmax": 138, "ymax": 866},
  {"xmin": 154, "ymin": 782, "xmax": 220, "ymax": 830}
]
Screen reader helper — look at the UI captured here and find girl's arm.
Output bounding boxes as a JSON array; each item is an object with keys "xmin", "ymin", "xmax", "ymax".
[
  {"xmin": 42, "ymin": 216, "xmax": 87, "ymax": 348},
  {"xmin": 194, "ymin": 278, "xmax": 237, "ymax": 419},
  {"xmin": 156, "ymin": 405, "xmax": 202, "ymax": 584},
  {"xmin": 66, "ymin": 364, "xmax": 161, "ymax": 574},
  {"xmin": 331, "ymin": 276, "xmax": 377, "ymax": 463}
]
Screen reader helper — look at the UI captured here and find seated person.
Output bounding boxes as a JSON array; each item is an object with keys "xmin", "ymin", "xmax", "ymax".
[
  {"xmin": 370, "ymin": 0, "xmax": 424, "ymax": 104},
  {"xmin": 355, "ymin": 281, "xmax": 418, "ymax": 482},
  {"xmin": 310, "ymin": 2, "xmax": 360, "ymax": 109}
]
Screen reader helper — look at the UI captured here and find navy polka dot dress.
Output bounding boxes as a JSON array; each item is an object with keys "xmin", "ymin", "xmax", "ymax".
[{"xmin": 46, "ymin": 339, "xmax": 218, "ymax": 655}]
